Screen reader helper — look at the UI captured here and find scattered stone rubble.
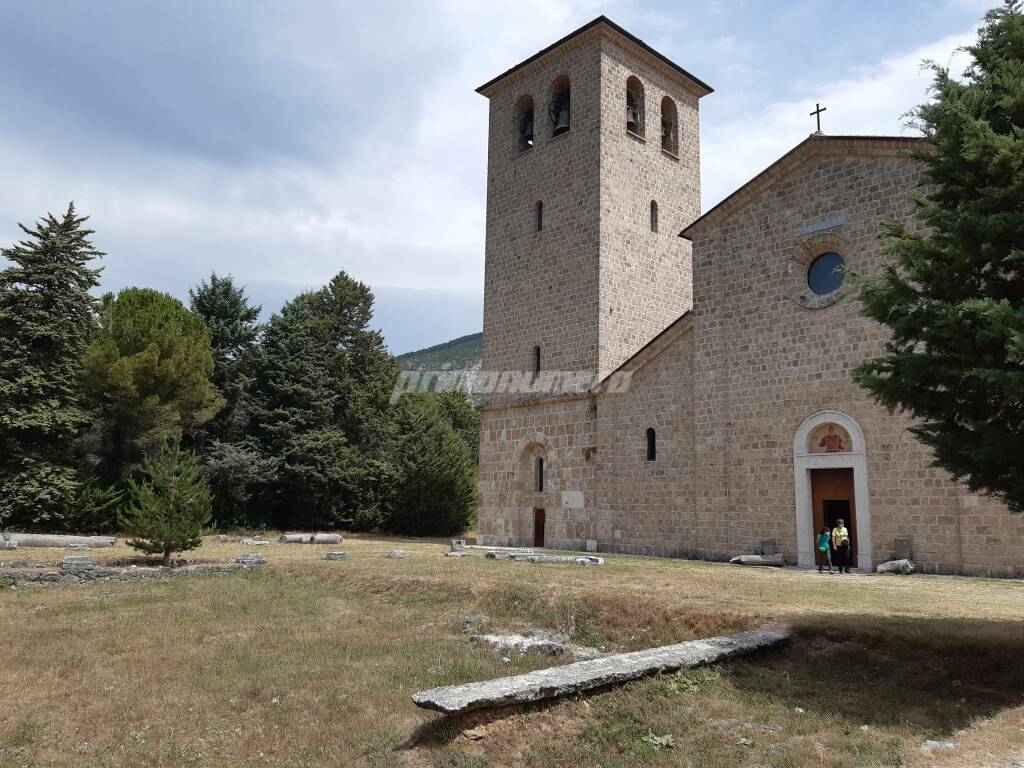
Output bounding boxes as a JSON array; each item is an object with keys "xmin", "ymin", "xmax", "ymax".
[
  {"xmin": 241, "ymin": 538, "xmax": 270, "ymax": 546},
  {"xmin": 470, "ymin": 629, "xmax": 605, "ymax": 661},
  {"xmin": 876, "ymin": 558, "xmax": 915, "ymax": 575},
  {"xmin": 236, "ymin": 553, "xmax": 267, "ymax": 566},
  {"xmin": 0, "ymin": 557, "xmax": 265, "ymax": 587},
  {"xmin": 483, "ymin": 550, "xmax": 602, "ymax": 565},
  {"xmin": 388, "ymin": 549, "xmax": 413, "ymax": 559},
  {"xmin": 413, "ymin": 625, "xmax": 789, "ymax": 714},
  {"xmin": 0, "ymin": 540, "xmax": 18, "ymax": 550},
  {"xmin": 324, "ymin": 551, "xmax": 348, "ymax": 561}
]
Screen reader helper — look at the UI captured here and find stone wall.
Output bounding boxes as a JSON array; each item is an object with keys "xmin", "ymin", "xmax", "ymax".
[
  {"xmin": 596, "ymin": 39, "xmax": 701, "ymax": 378},
  {"xmin": 477, "ymin": 397, "xmax": 598, "ymax": 549},
  {"xmin": 688, "ymin": 138, "xmax": 1024, "ymax": 577}
]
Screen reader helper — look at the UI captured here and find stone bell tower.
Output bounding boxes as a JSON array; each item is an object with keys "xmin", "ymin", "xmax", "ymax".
[{"xmin": 477, "ymin": 16, "xmax": 710, "ymax": 396}]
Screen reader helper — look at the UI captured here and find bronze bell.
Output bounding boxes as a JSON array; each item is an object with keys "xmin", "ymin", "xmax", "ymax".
[{"xmin": 554, "ymin": 106, "xmax": 570, "ymax": 134}]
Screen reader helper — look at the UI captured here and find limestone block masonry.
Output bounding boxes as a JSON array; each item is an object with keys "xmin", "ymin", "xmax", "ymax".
[{"xmin": 475, "ymin": 18, "xmax": 1024, "ymax": 577}]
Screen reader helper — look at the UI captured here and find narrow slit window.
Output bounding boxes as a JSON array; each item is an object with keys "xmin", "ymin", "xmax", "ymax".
[
  {"xmin": 536, "ymin": 201, "xmax": 543, "ymax": 232},
  {"xmin": 532, "ymin": 345, "xmax": 541, "ymax": 380},
  {"xmin": 646, "ymin": 428, "xmax": 657, "ymax": 461},
  {"xmin": 650, "ymin": 200, "xmax": 658, "ymax": 233},
  {"xmin": 536, "ymin": 457, "xmax": 545, "ymax": 492}
]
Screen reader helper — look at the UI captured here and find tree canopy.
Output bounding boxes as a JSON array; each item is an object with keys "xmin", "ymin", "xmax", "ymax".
[
  {"xmin": 855, "ymin": 1, "xmax": 1024, "ymax": 512},
  {"xmin": 0, "ymin": 204, "xmax": 102, "ymax": 528}
]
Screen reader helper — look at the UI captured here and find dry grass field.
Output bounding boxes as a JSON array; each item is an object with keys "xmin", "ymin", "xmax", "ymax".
[{"xmin": 1, "ymin": 535, "xmax": 1023, "ymax": 768}]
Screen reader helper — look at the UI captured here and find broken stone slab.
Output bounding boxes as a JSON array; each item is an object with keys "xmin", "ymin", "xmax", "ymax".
[
  {"xmin": 60, "ymin": 556, "xmax": 96, "ymax": 573},
  {"xmin": 413, "ymin": 625, "xmax": 789, "ymax": 714},
  {"xmin": 6, "ymin": 533, "xmax": 116, "ymax": 548},
  {"xmin": 470, "ymin": 632, "xmax": 569, "ymax": 657},
  {"xmin": 484, "ymin": 550, "xmax": 537, "ymax": 561},
  {"xmin": 388, "ymin": 549, "xmax": 412, "ymax": 559},
  {"xmin": 528, "ymin": 555, "xmax": 604, "ymax": 566},
  {"xmin": 278, "ymin": 533, "xmax": 342, "ymax": 544},
  {"xmin": 236, "ymin": 553, "xmax": 267, "ymax": 566},
  {"xmin": 446, "ymin": 551, "xmax": 472, "ymax": 558},
  {"xmin": 215, "ymin": 534, "xmax": 229, "ymax": 543},
  {"xmin": 876, "ymin": 558, "xmax": 915, "ymax": 575},
  {"xmin": 729, "ymin": 554, "xmax": 784, "ymax": 567},
  {"xmin": 241, "ymin": 538, "xmax": 270, "ymax": 546},
  {"xmin": 324, "ymin": 551, "xmax": 348, "ymax": 561},
  {"xmin": 0, "ymin": 540, "xmax": 18, "ymax": 550},
  {"xmin": 920, "ymin": 739, "xmax": 958, "ymax": 753},
  {"xmin": 471, "ymin": 545, "xmax": 535, "ymax": 555}
]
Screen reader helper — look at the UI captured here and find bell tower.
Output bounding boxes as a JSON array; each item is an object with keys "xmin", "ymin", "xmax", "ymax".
[{"xmin": 478, "ymin": 17, "xmax": 710, "ymax": 399}]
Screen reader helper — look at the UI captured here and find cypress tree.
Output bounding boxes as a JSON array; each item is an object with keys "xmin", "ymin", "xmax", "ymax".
[
  {"xmin": 855, "ymin": 1, "xmax": 1024, "ymax": 512},
  {"xmin": 391, "ymin": 393, "xmax": 476, "ymax": 536},
  {"xmin": 0, "ymin": 204, "xmax": 103, "ymax": 528}
]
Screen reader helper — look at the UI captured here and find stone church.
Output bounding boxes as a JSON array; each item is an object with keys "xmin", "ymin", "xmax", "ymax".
[{"xmin": 474, "ymin": 17, "xmax": 1023, "ymax": 576}]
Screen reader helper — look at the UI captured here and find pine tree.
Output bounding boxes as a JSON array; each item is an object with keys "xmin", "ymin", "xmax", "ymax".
[
  {"xmin": 855, "ymin": 1, "xmax": 1024, "ymax": 512},
  {"xmin": 189, "ymin": 273, "xmax": 262, "ymax": 442},
  {"xmin": 80, "ymin": 288, "xmax": 222, "ymax": 482},
  {"xmin": 0, "ymin": 204, "xmax": 103, "ymax": 529},
  {"xmin": 391, "ymin": 393, "xmax": 476, "ymax": 536},
  {"xmin": 120, "ymin": 444, "xmax": 212, "ymax": 566}
]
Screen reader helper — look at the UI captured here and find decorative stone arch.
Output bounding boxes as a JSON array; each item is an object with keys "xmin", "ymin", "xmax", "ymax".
[
  {"xmin": 548, "ymin": 74, "xmax": 571, "ymax": 137},
  {"xmin": 793, "ymin": 410, "xmax": 872, "ymax": 570},
  {"xmin": 788, "ymin": 231, "xmax": 853, "ymax": 310},
  {"xmin": 515, "ymin": 434, "xmax": 553, "ymax": 492},
  {"xmin": 514, "ymin": 94, "xmax": 535, "ymax": 152},
  {"xmin": 660, "ymin": 96, "xmax": 678, "ymax": 156},
  {"xmin": 625, "ymin": 75, "xmax": 645, "ymax": 137}
]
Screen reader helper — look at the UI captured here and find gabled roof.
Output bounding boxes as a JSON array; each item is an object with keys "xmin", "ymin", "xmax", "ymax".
[
  {"xmin": 476, "ymin": 16, "xmax": 713, "ymax": 98},
  {"xmin": 678, "ymin": 134, "xmax": 928, "ymax": 240},
  {"xmin": 591, "ymin": 311, "xmax": 693, "ymax": 395}
]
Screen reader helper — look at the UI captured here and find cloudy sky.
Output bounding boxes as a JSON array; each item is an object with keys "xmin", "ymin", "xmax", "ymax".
[{"xmin": 0, "ymin": 0, "xmax": 990, "ymax": 353}]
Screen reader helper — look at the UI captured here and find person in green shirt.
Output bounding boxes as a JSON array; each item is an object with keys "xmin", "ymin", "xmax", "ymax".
[
  {"xmin": 832, "ymin": 519, "xmax": 851, "ymax": 574},
  {"xmin": 815, "ymin": 526, "xmax": 833, "ymax": 573}
]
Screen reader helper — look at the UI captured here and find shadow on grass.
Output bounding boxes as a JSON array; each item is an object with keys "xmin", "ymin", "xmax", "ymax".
[
  {"xmin": 726, "ymin": 614, "xmax": 1024, "ymax": 736},
  {"xmin": 403, "ymin": 614, "xmax": 1024, "ymax": 749}
]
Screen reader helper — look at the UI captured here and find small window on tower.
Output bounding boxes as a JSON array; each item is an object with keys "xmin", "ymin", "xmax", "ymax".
[
  {"xmin": 532, "ymin": 345, "xmax": 541, "ymax": 380},
  {"xmin": 515, "ymin": 94, "xmax": 535, "ymax": 152},
  {"xmin": 646, "ymin": 428, "xmax": 657, "ymax": 461},
  {"xmin": 535, "ymin": 456, "xmax": 545, "ymax": 492},
  {"xmin": 661, "ymin": 96, "xmax": 678, "ymax": 156},
  {"xmin": 549, "ymin": 75, "xmax": 571, "ymax": 137},
  {"xmin": 626, "ymin": 76, "xmax": 645, "ymax": 137},
  {"xmin": 536, "ymin": 201, "xmax": 544, "ymax": 232},
  {"xmin": 650, "ymin": 200, "xmax": 658, "ymax": 233}
]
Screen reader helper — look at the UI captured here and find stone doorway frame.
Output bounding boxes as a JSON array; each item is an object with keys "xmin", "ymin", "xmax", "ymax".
[{"xmin": 793, "ymin": 410, "xmax": 872, "ymax": 570}]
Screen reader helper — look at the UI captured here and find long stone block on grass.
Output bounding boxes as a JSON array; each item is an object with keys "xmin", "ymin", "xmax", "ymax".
[
  {"xmin": 278, "ymin": 533, "xmax": 342, "ymax": 544},
  {"xmin": 412, "ymin": 625, "xmax": 788, "ymax": 714},
  {"xmin": 4, "ymin": 533, "xmax": 116, "ymax": 548}
]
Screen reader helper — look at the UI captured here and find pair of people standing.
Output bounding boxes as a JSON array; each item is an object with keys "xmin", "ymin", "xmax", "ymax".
[{"xmin": 816, "ymin": 519, "xmax": 852, "ymax": 574}]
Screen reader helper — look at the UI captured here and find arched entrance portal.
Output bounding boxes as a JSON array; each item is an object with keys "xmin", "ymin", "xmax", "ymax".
[{"xmin": 793, "ymin": 411, "xmax": 872, "ymax": 570}]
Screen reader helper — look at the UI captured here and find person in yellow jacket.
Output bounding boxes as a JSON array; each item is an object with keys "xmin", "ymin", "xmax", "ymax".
[{"xmin": 832, "ymin": 519, "xmax": 851, "ymax": 574}]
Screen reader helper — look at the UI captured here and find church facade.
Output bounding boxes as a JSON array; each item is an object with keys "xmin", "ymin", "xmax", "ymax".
[{"xmin": 474, "ymin": 17, "xmax": 1024, "ymax": 577}]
